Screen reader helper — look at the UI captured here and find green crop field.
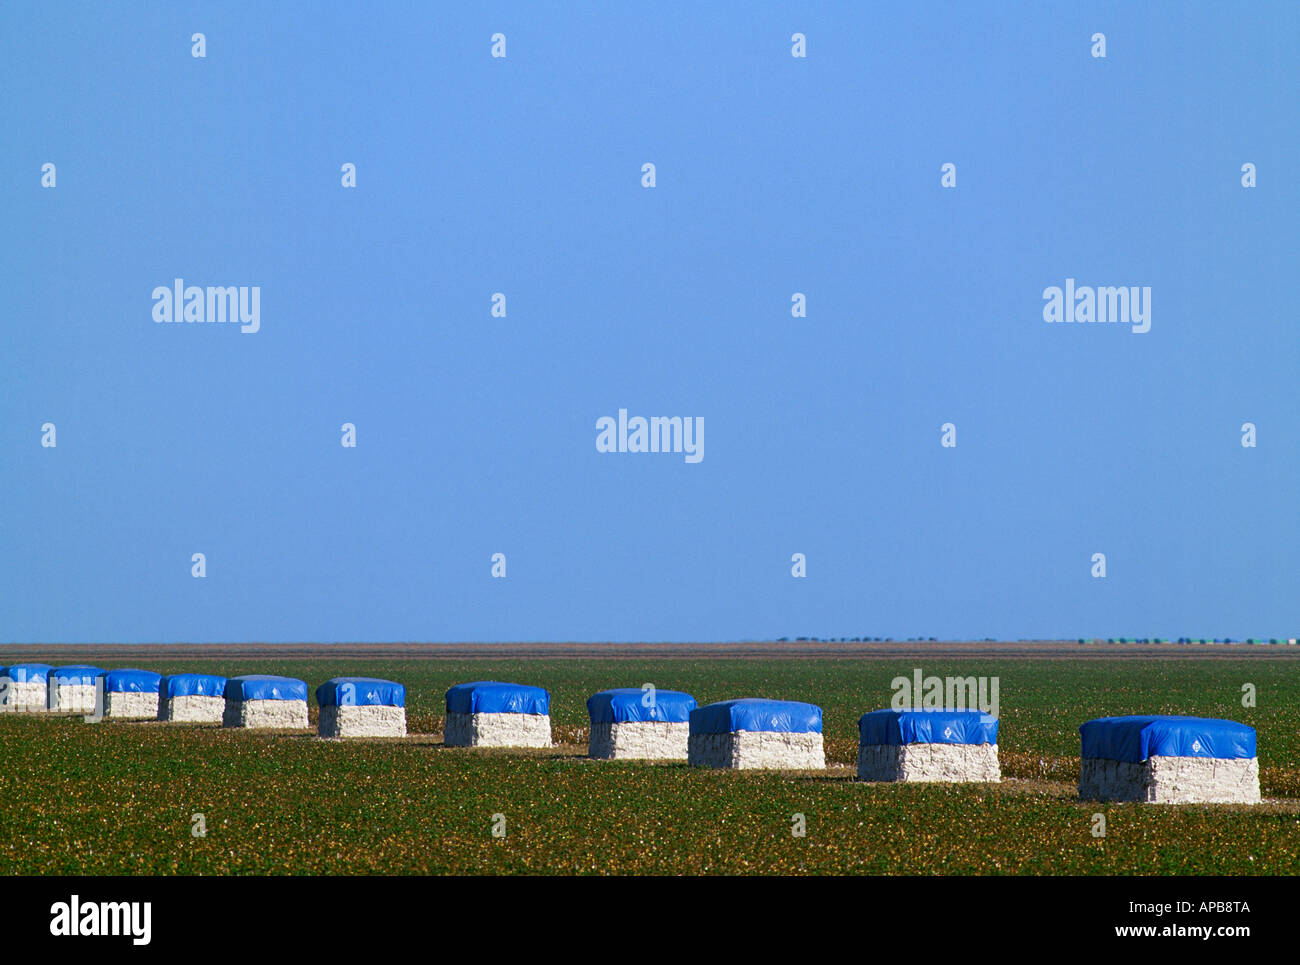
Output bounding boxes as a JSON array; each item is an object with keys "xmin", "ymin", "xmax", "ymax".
[{"xmin": 2, "ymin": 654, "xmax": 1298, "ymax": 875}]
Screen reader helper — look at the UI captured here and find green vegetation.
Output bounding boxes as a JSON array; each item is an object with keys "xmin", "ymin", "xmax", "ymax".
[{"xmin": 1, "ymin": 657, "xmax": 1296, "ymax": 874}]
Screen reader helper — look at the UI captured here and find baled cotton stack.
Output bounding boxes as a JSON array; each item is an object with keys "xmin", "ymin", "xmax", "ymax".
[
  {"xmin": 3, "ymin": 664, "xmax": 53, "ymax": 712},
  {"xmin": 158, "ymin": 674, "xmax": 228, "ymax": 723},
  {"xmin": 857, "ymin": 709, "xmax": 1001, "ymax": 783},
  {"xmin": 102, "ymin": 669, "xmax": 162, "ymax": 720},
  {"xmin": 688, "ymin": 699, "xmax": 826, "ymax": 770},
  {"xmin": 444, "ymin": 681, "xmax": 551, "ymax": 747},
  {"xmin": 587, "ymin": 688, "xmax": 697, "ymax": 760},
  {"xmin": 1079, "ymin": 715, "xmax": 1260, "ymax": 804},
  {"xmin": 222, "ymin": 675, "xmax": 309, "ymax": 729},
  {"xmin": 48, "ymin": 666, "xmax": 106, "ymax": 713},
  {"xmin": 317, "ymin": 677, "xmax": 407, "ymax": 738}
]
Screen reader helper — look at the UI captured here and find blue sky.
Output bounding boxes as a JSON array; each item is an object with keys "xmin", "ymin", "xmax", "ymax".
[{"xmin": 2, "ymin": 2, "xmax": 1296, "ymax": 643}]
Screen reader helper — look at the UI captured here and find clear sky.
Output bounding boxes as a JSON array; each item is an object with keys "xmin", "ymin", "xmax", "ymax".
[{"xmin": 2, "ymin": 2, "xmax": 1296, "ymax": 643}]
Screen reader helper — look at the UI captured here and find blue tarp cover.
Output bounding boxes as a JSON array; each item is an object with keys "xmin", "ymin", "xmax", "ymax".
[
  {"xmin": 1080, "ymin": 715, "xmax": 1256, "ymax": 763},
  {"xmin": 104, "ymin": 669, "xmax": 162, "ymax": 693},
  {"xmin": 225, "ymin": 675, "xmax": 308, "ymax": 702},
  {"xmin": 445, "ymin": 681, "xmax": 549, "ymax": 715},
  {"xmin": 316, "ymin": 677, "xmax": 406, "ymax": 707},
  {"xmin": 858, "ymin": 708, "xmax": 999, "ymax": 746},
  {"xmin": 689, "ymin": 698, "xmax": 823, "ymax": 735},
  {"xmin": 160, "ymin": 673, "xmax": 228, "ymax": 698},
  {"xmin": 587, "ymin": 688, "xmax": 697, "ymax": 724},
  {"xmin": 50, "ymin": 665, "xmax": 106, "ymax": 685},
  {"xmin": 4, "ymin": 664, "xmax": 53, "ymax": 683}
]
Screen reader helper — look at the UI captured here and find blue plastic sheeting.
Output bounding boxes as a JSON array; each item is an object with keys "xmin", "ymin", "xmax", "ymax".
[
  {"xmin": 689, "ymin": 699, "xmax": 823, "ymax": 735},
  {"xmin": 1080, "ymin": 715, "xmax": 1256, "ymax": 763},
  {"xmin": 587, "ymin": 688, "xmax": 697, "ymax": 724},
  {"xmin": 858, "ymin": 709, "xmax": 999, "ymax": 746},
  {"xmin": 103, "ymin": 669, "xmax": 162, "ymax": 693},
  {"xmin": 160, "ymin": 673, "xmax": 228, "ymax": 698},
  {"xmin": 316, "ymin": 677, "xmax": 406, "ymax": 707},
  {"xmin": 50, "ymin": 665, "xmax": 106, "ymax": 685},
  {"xmin": 445, "ymin": 681, "xmax": 549, "ymax": 715},
  {"xmin": 225, "ymin": 675, "xmax": 308, "ymax": 702},
  {"xmin": 4, "ymin": 664, "xmax": 53, "ymax": 683}
]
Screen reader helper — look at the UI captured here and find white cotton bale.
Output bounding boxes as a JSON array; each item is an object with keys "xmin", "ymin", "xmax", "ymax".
[
  {"xmin": 50, "ymin": 683, "xmax": 98, "ymax": 714},
  {"xmin": 7, "ymin": 682, "xmax": 48, "ymax": 713},
  {"xmin": 222, "ymin": 698, "xmax": 309, "ymax": 730},
  {"xmin": 857, "ymin": 709, "xmax": 1001, "ymax": 783},
  {"xmin": 1079, "ymin": 715, "xmax": 1260, "ymax": 804},
  {"xmin": 315, "ymin": 677, "xmax": 407, "ymax": 739},
  {"xmin": 857, "ymin": 742, "xmax": 1001, "ymax": 783},
  {"xmin": 103, "ymin": 690, "xmax": 159, "ymax": 720},
  {"xmin": 444, "ymin": 710, "xmax": 551, "ymax": 747},
  {"xmin": 687, "ymin": 730, "xmax": 826, "ymax": 770},
  {"xmin": 589, "ymin": 721, "xmax": 690, "ymax": 760},
  {"xmin": 1079, "ymin": 756, "xmax": 1261, "ymax": 804},
  {"xmin": 159, "ymin": 694, "xmax": 225, "ymax": 723},
  {"xmin": 319, "ymin": 704, "xmax": 407, "ymax": 739},
  {"xmin": 158, "ymin": 674, "xmax": 228, "ymax": 723}
]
